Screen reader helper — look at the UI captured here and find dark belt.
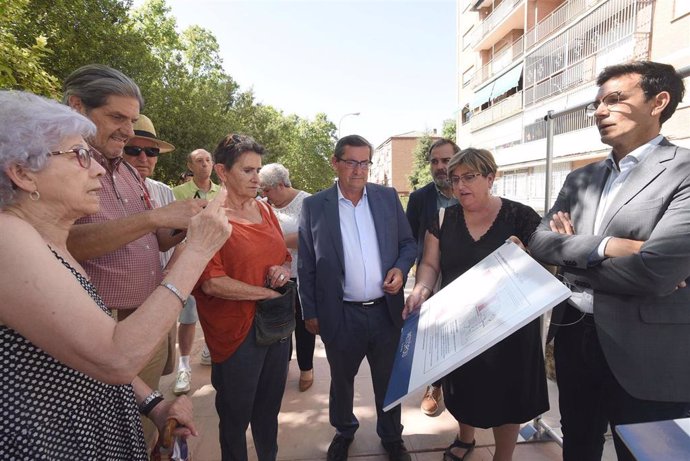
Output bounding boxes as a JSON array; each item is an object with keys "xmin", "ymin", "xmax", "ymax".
[{"xmin": 344, "ymin": 297, "xmax": 385, "ymax": 308}]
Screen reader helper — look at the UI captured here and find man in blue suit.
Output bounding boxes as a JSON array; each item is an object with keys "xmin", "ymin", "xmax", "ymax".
[
  {"xmin": 405, "ymin": 137, "xmax": 459, "ymax": 416},
  {"xmin": 298, "ymin": 135, "xmax": 416, "ymax": 461}
]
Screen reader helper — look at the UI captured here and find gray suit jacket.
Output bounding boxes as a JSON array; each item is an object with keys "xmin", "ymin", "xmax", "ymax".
[
  {"xmin": 298, "ymin": 183, "xmax": 417, "ymax": 345},
  {"xmin": 529, "ymin": 139, "xmax": 690, "ymax": 402}
]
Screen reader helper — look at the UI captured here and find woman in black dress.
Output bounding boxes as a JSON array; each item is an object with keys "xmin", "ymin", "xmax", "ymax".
[{"xmin": 403, "ymin": 148, "xmax": 548, "ymax": 461}]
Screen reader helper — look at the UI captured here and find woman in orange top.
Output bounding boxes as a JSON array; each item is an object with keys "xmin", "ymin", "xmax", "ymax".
[{"xmin": 195, "ymin": 134, "xmax": 291, "ymax": 461}]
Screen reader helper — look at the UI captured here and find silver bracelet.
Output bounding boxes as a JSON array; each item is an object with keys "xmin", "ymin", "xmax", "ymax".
[{"xmin": 160, "ymin": 281, "xmax": 185, "ymax": 306}]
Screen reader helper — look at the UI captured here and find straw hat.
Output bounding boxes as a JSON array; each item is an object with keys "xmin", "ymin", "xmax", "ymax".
[{"xmin": 129, "ymin": 114, "xmax": 175, "ymax": 153}]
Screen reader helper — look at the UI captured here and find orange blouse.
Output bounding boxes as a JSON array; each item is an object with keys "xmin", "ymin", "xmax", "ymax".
[{"xmin": 194, "ymin": 202, "xmax": 291, "ymax": 363}]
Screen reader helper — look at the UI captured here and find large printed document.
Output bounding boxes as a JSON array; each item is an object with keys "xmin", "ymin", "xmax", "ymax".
[{"xmin": 383, "ymin": 241, "xmax": 571, "ymax": 411}]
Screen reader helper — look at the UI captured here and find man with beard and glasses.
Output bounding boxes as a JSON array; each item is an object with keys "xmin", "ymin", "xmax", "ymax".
[{"xmin": 405, "ymin": 138, "xmax": 459, "ymax": 416}]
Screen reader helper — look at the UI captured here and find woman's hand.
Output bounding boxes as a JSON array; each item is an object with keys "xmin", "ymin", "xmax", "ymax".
[
  {"xmin": 266, "ymin": 265, "xmax": 290, "ymax": 288},
  {"xmin": 402, "ymin": 289, "xmax": 426, "ymax": 320},
  {"xmin": 148, "ymin": 395, "xmax": 198, "ymax": 439},
  {"xmin": 507, "ymin": 235, "xmax": 526, "ymax": 251}
]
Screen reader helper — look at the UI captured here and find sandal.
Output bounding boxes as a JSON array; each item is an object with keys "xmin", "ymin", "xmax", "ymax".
[{"xmin": 443, "ymin": 437, "xmax": 475, "ymax": 461}]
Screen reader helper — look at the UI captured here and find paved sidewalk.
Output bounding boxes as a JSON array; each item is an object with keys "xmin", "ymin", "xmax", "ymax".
[{"xmin": 159, "ymin": 279, "xmax": 616, "ymax": 460}]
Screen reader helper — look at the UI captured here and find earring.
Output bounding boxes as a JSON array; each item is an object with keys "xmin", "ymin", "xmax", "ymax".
[{"xmin": 29, "ymin": 190, "xmax": 40, "ymax": 201}]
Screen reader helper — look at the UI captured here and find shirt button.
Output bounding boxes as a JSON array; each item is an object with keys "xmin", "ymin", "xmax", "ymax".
[
  {"xmin": 123, "ymin": 198, "xmax": 128, "ymax": 203},
  {"xmin": 146, "ymin": 245, "xmax": 150, "ymax": 250},
  {"xmin": 151, "ymin": 271, "xmax": 155, "ymax": 275}
]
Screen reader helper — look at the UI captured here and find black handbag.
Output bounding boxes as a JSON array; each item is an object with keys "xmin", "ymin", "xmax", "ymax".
[{"xmin": 254, "ymin": 280, "xmax": 297, "ymax": 346}]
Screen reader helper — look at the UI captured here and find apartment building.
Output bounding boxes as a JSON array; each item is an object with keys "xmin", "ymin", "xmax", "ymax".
[
  {"xmin": 371, "ymin": 131, "xmax": 442, "ymax": 195},
  {"xmin": 457, "ymin": 0, "xmax": 690, "ymax": 213}
]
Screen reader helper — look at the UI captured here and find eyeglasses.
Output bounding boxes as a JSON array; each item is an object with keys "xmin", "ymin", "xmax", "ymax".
[
  {"xmin": 124, "ymin": 146, "xmax": 160, "ymax": 157},
  {"xmin": 337, "ymin": 158, "xmax": 372, "ymax": 170},
  {"xmin": 49, "ymin": 147, "xmax": 91, "ymax": 169},
  {"xmin": 585, "ymin": 90, "xmax": 623, "ymax": 117},
  {"xmin": 450, "ymin": 173, "xmax": 483, "ymax": 186}
]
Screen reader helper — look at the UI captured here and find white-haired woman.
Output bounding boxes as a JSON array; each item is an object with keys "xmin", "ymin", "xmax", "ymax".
[
  {"xmin": 0, "ymin": 91, "xmax": 231, "ymax": 459},
  {"xmin": 259, "ymin": 163, "xmax": 315, "ymax": 391}
]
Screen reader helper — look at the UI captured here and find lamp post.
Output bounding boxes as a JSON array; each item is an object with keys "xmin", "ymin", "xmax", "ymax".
[{"xmin": 338, "ymin": 112, "xmax": 360, "ymax": 138}]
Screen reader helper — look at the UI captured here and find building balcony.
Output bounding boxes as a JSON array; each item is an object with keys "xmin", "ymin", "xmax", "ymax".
[
  {"xmin": 523, "ymin": 0, "xmax": 653, "ymax": 107},
  {"xmin": 472, "ymin": 0, "xmax": 525, "ymax": 50},
  {"xmin": 470, "ymin": 91, "xmax": 523, "ymax": 131},
  {"xmin": 524, "ymin": 0, "xmax": 591, "ymax": 51},
  {"xmin": 471, "ymin": 35, "xmax": 525, "ymax": 89}
]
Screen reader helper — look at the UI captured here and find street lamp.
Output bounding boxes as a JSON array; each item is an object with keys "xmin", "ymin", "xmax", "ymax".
[{"xmin": 338, "ymin": 112, "xmax": 361, "ymax": 138}]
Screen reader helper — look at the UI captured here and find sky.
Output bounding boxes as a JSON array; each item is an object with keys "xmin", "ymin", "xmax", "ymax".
[{"xmin": 131, "ymin": 0, "xmax": 458, "ymax": 148}]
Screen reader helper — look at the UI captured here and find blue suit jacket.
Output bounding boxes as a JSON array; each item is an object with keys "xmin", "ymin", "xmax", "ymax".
[{"xmin": 298, "ymin": 183, "xmax": 417, "ymax": 345}]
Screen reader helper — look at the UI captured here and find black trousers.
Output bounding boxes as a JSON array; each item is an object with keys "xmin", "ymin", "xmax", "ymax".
[
  {"xmin": 554, "ymin": 305, "xmax": 690, "ymax": 461},
  {"xmin": 293, "ymin": 280, "xmax": 315, "ymax": 371},
  {"xmin": 324, "ymin": 301, "xmax": 403, "ymax": 442}
]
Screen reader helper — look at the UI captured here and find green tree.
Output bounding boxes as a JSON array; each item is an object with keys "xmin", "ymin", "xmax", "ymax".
[
  {"xmin": 407, "ymin": 134, "xmax": 434, "ymax": 192},
  {"xmin": 442, "ymin": 118, "xmax": 457, "ymax": 143},
  {"xmin": 0, "ymin": 0, "xmax": 60, "ymax": 96}
]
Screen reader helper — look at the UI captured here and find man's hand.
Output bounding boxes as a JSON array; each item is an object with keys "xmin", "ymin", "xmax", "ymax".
[
  {"xmin": 148, "ymin": 395, "xmax": 198, "ymax": 439},
  {"xmin": 383, "ymin": 267, "xmax": 404, "ymax": 294},
  {"xmin": 153, "ymin": 198, "xmax": 207, "ymax": 230},
  {"xmin": 550, "ymin": 211, "xmax": 575, "ymax": 235},
  {"xmin": 305, "ymin": 318, "xmax": 320, "ymax": 335}
]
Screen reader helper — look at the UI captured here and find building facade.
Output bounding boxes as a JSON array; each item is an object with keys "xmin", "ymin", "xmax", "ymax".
[
  {"xmin": 457, "ymin": 0, "xmax": 690, "ymax": 213},
  {"xmin": 371, "ymin": 131, "xmax": 442, "ymax": 195}
]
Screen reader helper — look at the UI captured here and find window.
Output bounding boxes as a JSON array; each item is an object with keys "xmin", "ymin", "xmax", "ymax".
[
  {"xmin": 462, "ymin": 66, "xmax": 474, "ymax": 87},
  {"xmin": 462, "ymin": 27, "xmax": 474, "ymax": 50}
]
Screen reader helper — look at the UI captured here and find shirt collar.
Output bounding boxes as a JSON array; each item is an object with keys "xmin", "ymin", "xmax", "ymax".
[
  {"xmin": 605, "ymin": 134, "xmax": 663, "ymax": 172},
  {"xmin": 336, "ymin": 182, "xmax": 367, "ymax": 203},
  {"xmin": 89, "ymin": 145, "xmax": 122, "ymax": 173}
]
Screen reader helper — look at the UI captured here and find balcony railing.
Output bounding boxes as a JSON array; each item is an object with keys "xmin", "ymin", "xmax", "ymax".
[
  {"xmin": 523, "ymin": 0, "xmax": 652, "ymax": 106},
  {"xmin": 524, "ymin": 0, "xmax": 589, "ymax": 50},
  {"xmin": 470, "ymin": 91, "xmax": 523, "ymax": 131},
  {"xmin": 523, "ymin": 107, "xmax": 595, "ymax": 142},
  {"xmin": 474, "ymin": 0, "xmax": 523, "ymax": 46},
  {"xmin": 471, "ymin": 35, "xmax": 524, "ymax": 88}
]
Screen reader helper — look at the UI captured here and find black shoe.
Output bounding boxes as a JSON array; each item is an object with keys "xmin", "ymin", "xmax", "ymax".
[
  {"xmin": 327, "ymin": 434, "xmax": 353, "ymax": 461},
  {"xmin": 382, "ymin": 440, "xmax": 411, "ymax": 461}
]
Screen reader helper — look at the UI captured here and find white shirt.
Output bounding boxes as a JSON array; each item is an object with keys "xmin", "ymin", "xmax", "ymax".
[
  {"xmin": 271, "ymin": 190, "xmax": 310, "ymax": 276},
  {"xmin": 569, "ymin": 135, "xmax": 662, "ymax": 314},
  {"xmin": 337, "ymin": 184, "xmax": 385, "ymax": 302},
  {"xmin": 145, "ymin": 178, "xmax": 175, "ymax": 268}
]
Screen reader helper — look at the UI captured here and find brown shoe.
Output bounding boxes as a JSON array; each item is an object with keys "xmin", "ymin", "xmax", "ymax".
[
  {"xmin": 420, "ymin": 385, "xmax": 442, "ymax": 416},
  {"xmin": 299, "ymin": 369, "xmax": 314, "ymax": 392}
]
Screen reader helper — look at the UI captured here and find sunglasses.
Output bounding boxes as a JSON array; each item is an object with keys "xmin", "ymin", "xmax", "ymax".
[
  {"xmin": 49, "ymin": 147, "xmax": 92, "ymax": 169},
  {"xmin": 124, "ymin": 146, "xmax": 160, "ymax": 157}
]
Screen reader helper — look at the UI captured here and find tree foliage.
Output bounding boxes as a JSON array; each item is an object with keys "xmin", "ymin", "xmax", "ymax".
[
  {"xmin": 442, "ymin": 118, "xmax": 457, "ymax": 144},
  {"xmin": 0, "ymin": 0, "xmax": 335, "ymax": 190},
  {"xmin": 407, "ymin": 134, "xmax": 434, "ymax": 192}
]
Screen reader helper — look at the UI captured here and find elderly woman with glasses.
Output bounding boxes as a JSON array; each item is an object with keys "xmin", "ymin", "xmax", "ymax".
[
  {"xmin": 403, "ymin": 148, "xmax": 549, "ymax": 461},
  {"xmin": 193, "ymin": 135, "xmax": 292, "ymax": 461},
  {"xmin": 0, "ymin": 91, "xmax": 231, "ymax": 459},
  {"xmin": 258, "ymin": 163, "xmax": 316, "ymax": 392}
]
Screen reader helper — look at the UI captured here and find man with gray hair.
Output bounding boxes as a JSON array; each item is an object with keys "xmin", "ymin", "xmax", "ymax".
[{"xmin": 64, "ymin": 64, "xmax": 205, "ymax": 450}]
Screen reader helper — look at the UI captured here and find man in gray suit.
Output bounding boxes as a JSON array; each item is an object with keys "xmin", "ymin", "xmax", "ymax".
[
  {"xmin": 529, "ymin": 61, "xmax": 690, "ymax": 461},
  {"xmin": 298, "ymin": 135, "xmax": 416, "ymax": 461}
]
